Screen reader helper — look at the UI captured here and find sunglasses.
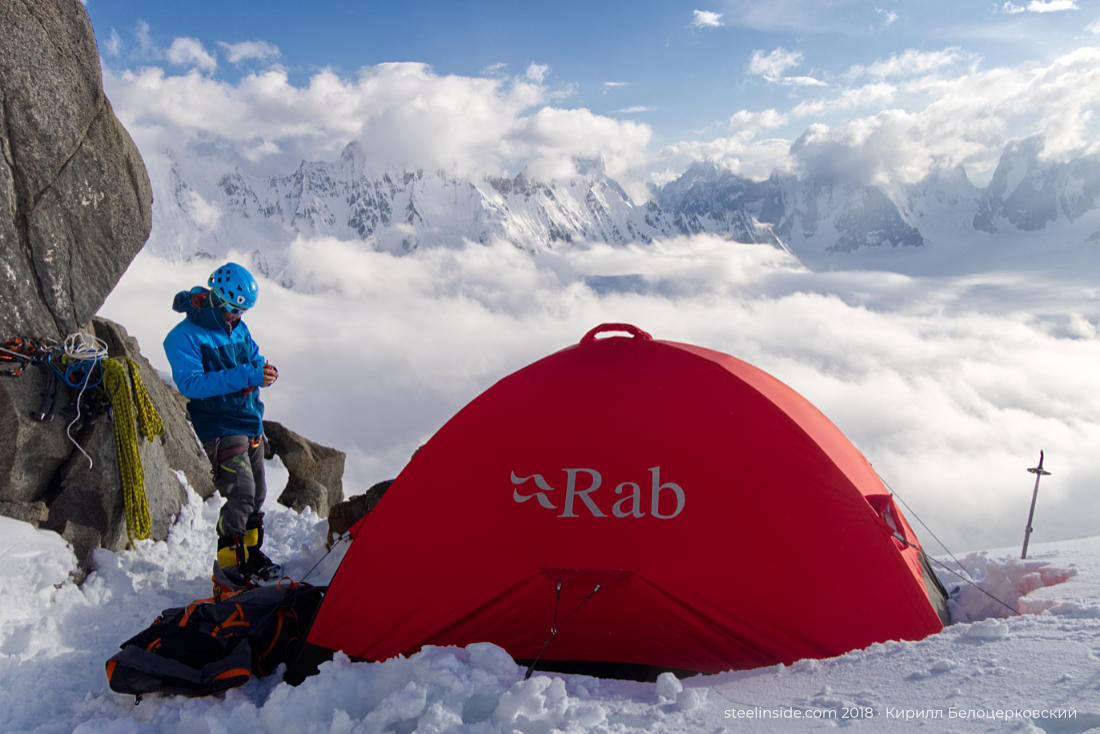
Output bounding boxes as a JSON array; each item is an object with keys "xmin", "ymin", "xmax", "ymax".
[{"xmin": 209, "ymin": 289, "xmax": 249, "ymax": 315}]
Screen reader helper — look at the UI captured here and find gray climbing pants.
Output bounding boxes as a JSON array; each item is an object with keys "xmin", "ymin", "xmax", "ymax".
[{"xmin": 203, "ymin": 434, "xmax": 266, "ymax": 540}]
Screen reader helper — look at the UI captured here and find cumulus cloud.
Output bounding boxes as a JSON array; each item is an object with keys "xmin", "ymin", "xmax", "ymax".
[
  {"xmin": 847, "ymin": 48, "xmax": 970, "ymax": 80},
  {"xmin": 522, "ymin": 106, "xmax": 652, "ymax": 183},
  {"xmin": 748, "ymin": 47, "xmax": 802, "ymax": 79},
  {"xmin": 665, "ymin": 135, "xmax": 796, "ymax": 180},
  {"xmin": 102, "ymin": 31, "xmax": 1100, "ymax": 219},
  {"xmin": 779, "ymin": 75, "xmax": 829, "ymax": 88},
  {"xmin": 774, "ymin": 46, "xmax": 1100, "ymax": 185},
  {"xmin": 166, "ymin": 37, "xmax": 217, "ymax": 73},
  {"xmin": 748, "ymin": 48, "xmax": 827, "ymax": 86},
  {"xmin": 692, "ymin": 10, "xmax": 724, "ymax": 28},
  {"xmin": 1003, "ymin": 0, "xmax": 1078, "ymax": 13},
  {"xmin": 525, "ymin": 63, "xmax": 550, "ymax": 84},
  {"xmin": 791, "ymin": 82, "xmax": 896, "ymax": 118},
  {"xmin": 791, "ymin": 118, "xmax": 912, "ymax": 185},
  {"xmin": 658, "ymin": 111, "xmax": 794, "ymax": 180},
  {"xmin": 103, "ymin": 61, "xmax": 654, "ymax": 192},
  {"xmin": 102, "ymin": 237, "xmax": 1100, "ymax": 554},
  {"xmin": 218, "ymin": 40, "xmax": 280, "ymax": 64},
  {"xmin": 660, "ymin": 45, "xmax": 1100, "ymax": 190},
  {"xmin": 729, "ymin": 108, "xmax": 787, "ymax": 132}
]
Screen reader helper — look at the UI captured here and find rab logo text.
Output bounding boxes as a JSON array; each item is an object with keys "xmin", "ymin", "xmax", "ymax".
[{"xmin": 510, "ymin": 467, "xmax": 685, "ymax": 519}]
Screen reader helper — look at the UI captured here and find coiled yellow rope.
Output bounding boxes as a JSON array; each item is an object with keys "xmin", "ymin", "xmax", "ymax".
[
  {"xmin": 124, "ymin": 357, "xmax": 164, "ymax": 440},
  {"xmin": 102, "ymin": 357, "xmax": 164, "ymax": 544}
]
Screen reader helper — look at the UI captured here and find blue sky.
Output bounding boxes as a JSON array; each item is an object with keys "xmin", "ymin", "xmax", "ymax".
[{"xmin": 84, "ymin": 0, "xmax": 1100, "ymax": 191}]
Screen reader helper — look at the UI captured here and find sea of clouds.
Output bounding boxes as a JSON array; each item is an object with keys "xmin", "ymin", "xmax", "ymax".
[{"xmin": 101, "ymin": 233, "xmax": 1100, "ymax": 555}]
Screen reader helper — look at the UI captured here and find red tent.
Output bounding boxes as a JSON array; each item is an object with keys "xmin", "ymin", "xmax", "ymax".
[{"xmin": 307, "ymin": 323, "xmax": 948, "ymax": 674}]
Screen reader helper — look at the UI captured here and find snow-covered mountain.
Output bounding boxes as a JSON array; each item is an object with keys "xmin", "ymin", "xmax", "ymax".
[
  {"xmin": 973, "ymin": 137, "xmax": 1100, "ymax": 235},
  {"xmin": 655, "ymin": 162, "xmax": 924, "ymax": 255},
  {"xmin": 661, "ymin": 139, "xmax": 1100, "ymax": 259},
  {"xmin": 153, "ymin": 143, "xmax": 688, "ymax": 267},
  {"xmin": 149, "ymin": 137, "xmax": 1100, "ymax": 270}
]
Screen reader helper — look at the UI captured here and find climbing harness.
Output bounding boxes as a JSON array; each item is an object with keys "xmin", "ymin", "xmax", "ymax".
[{"xmin": 103, "ymin": 356, "xmax": 164, "ymax": 545}]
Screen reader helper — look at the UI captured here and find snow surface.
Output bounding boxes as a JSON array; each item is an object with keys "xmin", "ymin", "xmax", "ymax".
[{"xmin": 2, "ymin": 478, "xmax": 1098, "ymax": 733}]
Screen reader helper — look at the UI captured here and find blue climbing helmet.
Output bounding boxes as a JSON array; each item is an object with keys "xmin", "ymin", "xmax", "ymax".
[{"xmin": 207, "ymin": 262, "xmax": 258, "ymax": 313}]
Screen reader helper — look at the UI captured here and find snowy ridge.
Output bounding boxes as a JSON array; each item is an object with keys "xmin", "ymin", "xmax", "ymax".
[
  {"xmin": 149, "ymin": 136, "xmax": 1100, "ymax": 274},
  {"xmin": 152, "ymin": 143, "xmax": 690, "ymax": 273},
  {"xmin": 2, "ymin": 482, "xmax": 1099, "ymax": 733}
]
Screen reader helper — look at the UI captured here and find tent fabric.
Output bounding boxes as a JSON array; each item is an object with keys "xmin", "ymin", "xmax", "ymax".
[{"xmin": 307, "ymin": 323, "xmax": 947, "ymax": 673}]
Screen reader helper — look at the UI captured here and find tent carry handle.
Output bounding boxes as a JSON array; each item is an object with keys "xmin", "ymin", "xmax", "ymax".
[{"xmin": 580, "ymin": 323, "xmax": 653, "ymax": 344}]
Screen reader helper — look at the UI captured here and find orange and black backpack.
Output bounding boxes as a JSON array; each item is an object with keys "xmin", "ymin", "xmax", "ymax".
[{"xmin": 105, "ymin": 581, "xmax": 326, "ymax": 702}]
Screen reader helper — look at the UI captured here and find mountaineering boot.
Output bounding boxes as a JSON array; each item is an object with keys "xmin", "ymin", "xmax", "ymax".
[
  {"xmin": 212, "ymin": 534, "xmax": 255, "ymax": 599},
  {"xmin": 243, "ymin": 547, "xmax": 282, "ymax": 582},
  {"xmin": 242, "ymin": 522, "xmax": 282, "ymax": 582}
]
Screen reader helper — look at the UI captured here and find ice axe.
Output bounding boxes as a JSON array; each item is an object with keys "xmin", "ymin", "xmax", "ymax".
[{"xmin": 1021, "ymin": 451, "xmax": 1051, "ymax": 559}]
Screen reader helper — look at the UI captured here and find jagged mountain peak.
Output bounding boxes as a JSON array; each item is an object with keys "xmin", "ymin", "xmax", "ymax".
[
  {"xmin": 148, "ymin": 138, "xmax": 1100, "ymax": 267},
  {"xmin": 974, "ymin": 136, "xmax": 1100, "ymax": 232},
  {"xmin": 339, "ymin": 140, "xmax": 364, "ymax": 163}
]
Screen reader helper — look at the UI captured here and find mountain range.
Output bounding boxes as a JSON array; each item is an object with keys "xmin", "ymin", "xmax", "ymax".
[{"xmin": 148, "ymin": 137, "xmax": 1100, "ymax": 271}]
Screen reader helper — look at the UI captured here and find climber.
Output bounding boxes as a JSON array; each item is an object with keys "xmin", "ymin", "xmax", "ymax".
[{"xmin": 163, "ymin": 262, "xmax": 282, "ymax": 592}]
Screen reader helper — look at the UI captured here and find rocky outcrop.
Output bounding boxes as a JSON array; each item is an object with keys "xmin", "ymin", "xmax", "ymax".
[
  {"xmin": 0, "ymin": 318, "xmax": 215, "ymax": 574},
  {"xmin": 0, "ymin": 356, "xmax": 75, "ymax": 506},
  {"xmin": 0, "ymin": 0, "xmax": 152, "ymax": 340},
  {"xmin": 0, "ymin": 0, "xmax": 208, "ymax": 574},
  {"xmin": 325, "ymin": 479, "xmax": 393, "ymax": 547},
  {"xmin": 0, "ymin": 2, "xmax": 351, "ymax": 576},
  {"xmin": 265, "ymin": 421, "xmax": 345, "ymax": 517}
]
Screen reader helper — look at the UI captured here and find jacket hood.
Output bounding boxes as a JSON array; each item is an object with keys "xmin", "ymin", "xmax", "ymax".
[{"xmin": 173, "ymin": 287, "xmax": 228, "ymax": 332}]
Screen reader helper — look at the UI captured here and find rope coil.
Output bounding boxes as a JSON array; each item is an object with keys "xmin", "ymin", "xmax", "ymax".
[
  {"xmin": 103, "ymin": 357, "xmax": 164, "ymax": 544},
  {"xmin": 61, "ymin": 332, "xmax": 109, "ymax": 467}
]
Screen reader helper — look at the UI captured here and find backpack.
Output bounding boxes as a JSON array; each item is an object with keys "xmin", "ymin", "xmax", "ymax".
[{"xmin": 105, "ymin": 581, "xmax": 326, "ymax": 701}]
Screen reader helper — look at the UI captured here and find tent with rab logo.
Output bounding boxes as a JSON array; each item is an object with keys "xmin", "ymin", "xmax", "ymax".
[{"xmin": 306, "ymin": 323, "xmax": 950, "ymax": 676}]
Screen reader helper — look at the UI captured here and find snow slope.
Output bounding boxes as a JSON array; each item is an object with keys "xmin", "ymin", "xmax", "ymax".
[{"xmin": 2, "ymin": 478, "xmax": 1097, "ymax": 733}]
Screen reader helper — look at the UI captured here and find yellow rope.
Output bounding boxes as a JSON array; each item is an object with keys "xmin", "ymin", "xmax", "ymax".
[
  {"xmin": 102, "ymin": 357, "xmax": 163, "ymax": 544},
  {"xmin": 125, "ymin": 357, "xmax": 164, "ymax": 440}
]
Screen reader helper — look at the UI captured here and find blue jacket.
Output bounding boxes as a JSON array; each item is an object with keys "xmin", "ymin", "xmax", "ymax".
[{"xmin": 163, "ymin": 287, "xmax": 266, "ymax": 442}]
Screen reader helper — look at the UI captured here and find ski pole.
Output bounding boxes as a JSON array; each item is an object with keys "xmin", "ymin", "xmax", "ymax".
[{"xmin": 1021, "ymin": 451, "xmax": 1050, "ymax": 559}]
